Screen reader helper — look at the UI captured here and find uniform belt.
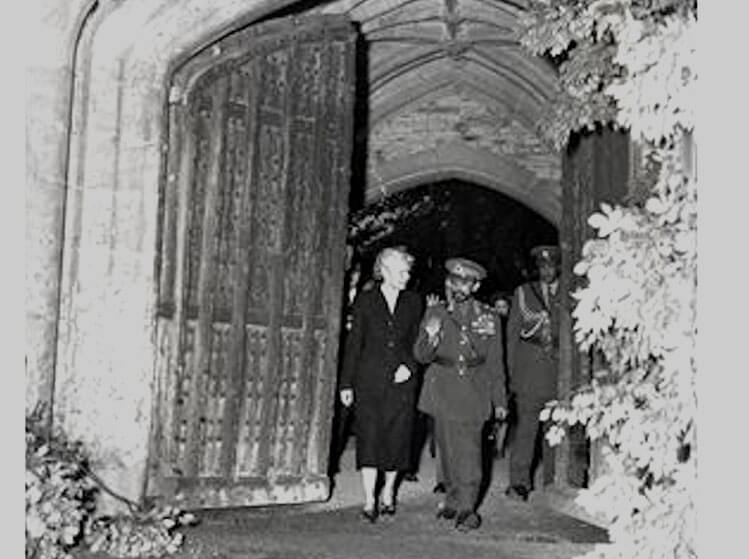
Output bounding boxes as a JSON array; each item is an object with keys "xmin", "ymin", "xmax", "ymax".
[{"xmin": 433, "ymin": 356, "xmax": 486, "ymax": 368}]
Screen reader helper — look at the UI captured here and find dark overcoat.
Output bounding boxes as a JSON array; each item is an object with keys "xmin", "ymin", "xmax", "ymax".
[{"xmin": 340, "ymin": 287, "xmax": 424, "ymax": 470}]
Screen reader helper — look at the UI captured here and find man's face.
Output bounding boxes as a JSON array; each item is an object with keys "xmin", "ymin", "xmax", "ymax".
[
  {"xmin": 494, "ymin": 299, "xmax": 509, "ymax": 316},
  {"xmin": 538, "ymin": 262, "xmax": 558, "ymax": 285},
  {"xmin": 445, "ymin": 274, "xmax": 478, "ymax": 302}
]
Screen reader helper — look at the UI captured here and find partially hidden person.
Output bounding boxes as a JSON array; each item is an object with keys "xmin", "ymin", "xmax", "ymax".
[{"xmin": 505, "ymin": 245, "xmax": 561, "ymax": 501}]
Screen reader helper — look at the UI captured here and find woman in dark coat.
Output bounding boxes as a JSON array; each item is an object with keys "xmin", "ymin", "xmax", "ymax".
[{"xmin": 339, "ymin": 246, "xmax": 424, "ymax": 522}]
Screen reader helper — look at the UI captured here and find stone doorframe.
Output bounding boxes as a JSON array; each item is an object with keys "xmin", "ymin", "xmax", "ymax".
[
  {"xmin": 52, "ymin": 0, "xmax": 317, "ymax": 509},
  {"xmin": 48, "ymin": 0, "xmax": 567, "ymax": 509}
]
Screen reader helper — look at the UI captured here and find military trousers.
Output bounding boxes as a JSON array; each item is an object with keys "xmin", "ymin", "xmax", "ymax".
[
  {"xmin": 509, "ymin": 392, "xmax": 554, "ymax": 490},
  {"xmin": 433, "ymin": 415, "xmax": 484, "ymax": 512}
]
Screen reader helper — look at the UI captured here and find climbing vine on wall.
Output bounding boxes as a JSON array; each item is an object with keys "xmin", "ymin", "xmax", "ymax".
[{"xmin": 519, "ymin": 1, "xmax": 697, "ymax": 558}]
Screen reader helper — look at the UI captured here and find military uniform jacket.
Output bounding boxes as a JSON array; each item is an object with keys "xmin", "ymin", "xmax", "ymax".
[
  {"xmin": 506, "ymin": 281, "xmax": 559, "ymax": 399},
  {"xmin": 414, "ymin": 300, "xmax": 507, "ymax": 424}
]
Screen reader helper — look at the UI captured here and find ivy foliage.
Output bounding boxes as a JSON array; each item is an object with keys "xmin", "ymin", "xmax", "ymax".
[
  {"xmin": 25, "ymin": 404, "xmax": 197, "ymax": 559},
  {"xmin": 542, "ymin": 151, "xmax": 696, "ymax": 557},
  {"xmin": 519, "ymin": 0, "xmax": 697, "ymax": 150},
  {"xmin": 26, "ymin": 406, "xmax": 97, "ymax": 559},
  {"xmin": 519, "ymin": 1, "xmax": 697, "ymax": 558},
  {"xmin": 347, "ymin": 189, "xmax": 451, "ymax": 251}
]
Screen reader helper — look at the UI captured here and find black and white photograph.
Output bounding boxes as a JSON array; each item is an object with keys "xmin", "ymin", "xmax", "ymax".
[{"xmin": 21, "ymin": 1, "xmax": 722, "ymax": 558}]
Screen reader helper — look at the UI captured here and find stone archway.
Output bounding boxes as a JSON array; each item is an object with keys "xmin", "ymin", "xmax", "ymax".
[
  {"xmin": 364, "ymin": 144, "xmax": 560, "ymax": 226},
  {"xmin": 37, "ymin": 0, "xmax": 564, "ymax": 507}
]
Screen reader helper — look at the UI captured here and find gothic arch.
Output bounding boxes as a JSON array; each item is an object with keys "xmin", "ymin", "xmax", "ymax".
[
  {"xmin": 54, "ymin": 0, "xmax": 562, "ymax": 505},
  {"xmin": 365, "ymin": 141, "xmax": 560, "ymax": 225}
]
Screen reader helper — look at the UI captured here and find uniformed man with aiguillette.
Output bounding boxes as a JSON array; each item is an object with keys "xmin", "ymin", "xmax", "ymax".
[
  {"xmin": 414, "ymin": 257, "xmax": 508, "ymax": 532},
  {"xmin": 505, "ymin": 245, "xmax": 561, "ymax": 502}
]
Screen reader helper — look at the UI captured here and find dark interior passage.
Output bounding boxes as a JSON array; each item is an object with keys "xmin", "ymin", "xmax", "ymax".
[{"xmin": 349, "ymin": 180, "xmax": 558, "ymax": 302}]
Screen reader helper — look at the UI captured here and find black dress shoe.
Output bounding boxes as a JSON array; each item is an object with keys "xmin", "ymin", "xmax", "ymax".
[
  {"xmin": 403, "ymin": 472, "xmax": 419, "ymax": 482},
  {"xmin": 433, "ymin": 482, "xmax": 446, "ymax": 494},
  {"xmin": 455, "ymin": 511, "xmax": 481, "ymax": 531},
  {"xmin": 380, "ymin": 503, "xmax": 396, "ymax": 516},
  {"xmin": 504, "ymin": 485, "xmax": 529, "ymax": 501},
  {"xmin": 360, "ymin": 508, "xmax": 378, "ymax": 523},
  {"xmin": 435, "ymin": 506, "xmax": 457, "ymax": 520}
]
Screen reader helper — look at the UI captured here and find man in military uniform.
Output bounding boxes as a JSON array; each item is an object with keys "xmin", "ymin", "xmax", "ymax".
[
  {"xmin": 505, "ymin": 245, "xmax": 561, "ymax": 501},
  {"xmin": 414, "ymin": 258, "xmax": 508, "ymax": 531}
]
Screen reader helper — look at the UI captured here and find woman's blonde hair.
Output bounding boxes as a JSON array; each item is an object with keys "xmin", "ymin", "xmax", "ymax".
[{"xmin": 372, "ymin": 246, "xmax": 414, "ymax": 280}]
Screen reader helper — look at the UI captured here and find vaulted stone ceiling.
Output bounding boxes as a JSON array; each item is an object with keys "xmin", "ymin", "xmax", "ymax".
[{"xmin": 314, "ymin": 0, "xmax": 562, "ymax": 221}]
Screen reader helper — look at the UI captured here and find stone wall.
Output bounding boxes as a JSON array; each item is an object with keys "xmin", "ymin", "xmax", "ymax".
[
  {"xmin": 371, "ymin": 91, "xmax": 560, "ymax": 180},
  {"xmin": 26, "ymin": 0, "xmax": 97, "ymax": 414},
  {"xmin": 366, "ymin": 85, "xmax": 561, "ymax": 222}
]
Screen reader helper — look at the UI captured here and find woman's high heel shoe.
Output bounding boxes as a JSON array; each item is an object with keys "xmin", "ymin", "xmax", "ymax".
[
  {"xmin": 380, "ymin": 503, "xmax": 396, "ymax": 516},
  {"xmin": 360, "ymin": 507, "xmax": 378, "ymax": 523},
  {"xmin": 380, "ymin": 498, "xmax": 396, "ymax": 516}
]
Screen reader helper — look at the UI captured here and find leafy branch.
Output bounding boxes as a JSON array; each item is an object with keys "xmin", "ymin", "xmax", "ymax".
[
  {"xmin": 25, "ymin": 403, "xmax": 197, "ymax": 559},
  {"xmin": 518, "ymin": 1, "xmax": 698, "ymax": 558}
]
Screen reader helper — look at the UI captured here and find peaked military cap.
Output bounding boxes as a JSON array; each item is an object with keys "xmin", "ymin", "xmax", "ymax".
[
  {"xmin": 445, "ymin": 257, "xmax": 487, "ymax": 281},
  {"xmin": 530, "ymin": 245, "xmax": 560, "ymax": 265}
]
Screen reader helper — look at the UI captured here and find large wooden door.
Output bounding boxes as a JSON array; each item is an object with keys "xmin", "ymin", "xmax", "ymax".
[{"xmin": 149, "ymin": 15, "xmax": 356, "ymax": 508}]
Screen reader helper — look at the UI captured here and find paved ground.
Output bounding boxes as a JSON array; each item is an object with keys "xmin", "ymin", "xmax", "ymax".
[{"xmin": 159, "ymin": 444, "xmax": 610, "ymax": 559}]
